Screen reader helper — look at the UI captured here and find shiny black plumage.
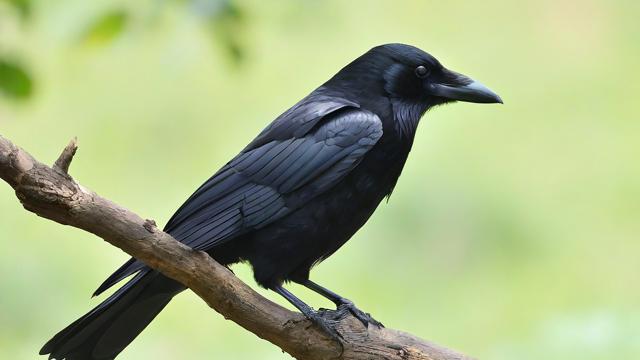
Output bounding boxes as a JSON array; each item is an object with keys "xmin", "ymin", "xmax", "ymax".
[{"xmin": 41, "ymin": 43, "xmax": 502, "ymax": 359}]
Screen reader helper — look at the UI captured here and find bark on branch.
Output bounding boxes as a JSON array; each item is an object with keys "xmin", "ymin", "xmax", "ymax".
[{"xmin": 0, "ymin": 134, "xmax": 474, "ymax": 360}]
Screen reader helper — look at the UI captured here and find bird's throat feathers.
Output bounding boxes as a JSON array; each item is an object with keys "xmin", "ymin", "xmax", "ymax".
[{"xmin": 390, "ymin": 98, "xmax": 429, "ymax": 141}]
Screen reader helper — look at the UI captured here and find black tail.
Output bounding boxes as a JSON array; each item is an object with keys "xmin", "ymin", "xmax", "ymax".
[{"xmin": 40, "ymin": 271, "xmax": 185, "ymax": 360}]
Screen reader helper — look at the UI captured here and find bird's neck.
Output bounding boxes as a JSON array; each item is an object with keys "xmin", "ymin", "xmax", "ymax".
[{"xmin": 390, "ymin": 98, "xmax": 429, "ymax": 141}]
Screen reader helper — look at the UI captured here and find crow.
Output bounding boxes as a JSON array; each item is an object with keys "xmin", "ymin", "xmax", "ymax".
[{"xmin": 40, "ymin": 43, "xmax": 502, "ymax": 359}]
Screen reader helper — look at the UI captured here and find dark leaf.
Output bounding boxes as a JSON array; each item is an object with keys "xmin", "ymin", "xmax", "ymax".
[
  {"xmin": 222, "ymin": 39, "xmax": 243, "ymax": 64},
  {"xmin": 188, "ymin": 0, "xmax": 245, "ymax": 64},
  {"xmin": 0, "ymin": 58, "xmax": 33, "ymax": 100},
  {"xmin": 204, "ymin": 0, "xmax": 245, "ymax": 64},
  {"xmin": 215, "ymin": 0, "xmax": 242, "ymax": 20}
]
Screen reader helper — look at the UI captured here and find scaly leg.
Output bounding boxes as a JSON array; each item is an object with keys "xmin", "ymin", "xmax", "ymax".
[
  {"xmin": 271, "ymin": 285, "xmax": 342, "ymax": 341},
  {"xmin": 300, "ymin": 280, "xmax": 383, "ymax": 328}
]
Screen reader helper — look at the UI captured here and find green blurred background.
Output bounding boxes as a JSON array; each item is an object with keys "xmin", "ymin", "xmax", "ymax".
[{"xmin": 1, "ymin": 0, "xmax": 639, "ymax": 359}]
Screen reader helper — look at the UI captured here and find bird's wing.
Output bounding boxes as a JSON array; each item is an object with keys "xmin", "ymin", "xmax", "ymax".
[
  {"xmin": 94, "ymin": 97, "xmax": 382, "ymax": 296},
  {"xmin": 168, "ymin": 108, "xmax": 382, "ymax": 249}
]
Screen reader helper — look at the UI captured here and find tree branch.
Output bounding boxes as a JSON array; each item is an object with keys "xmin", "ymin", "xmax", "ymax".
[{"xmin": 0, "ymin": 134, "xmax": 474, "ymax": 360}]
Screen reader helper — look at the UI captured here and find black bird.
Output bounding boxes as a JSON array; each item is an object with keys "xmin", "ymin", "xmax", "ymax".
[{"xmin": 40, "ymin": 43, "xmax": 502, "ymax": 359}]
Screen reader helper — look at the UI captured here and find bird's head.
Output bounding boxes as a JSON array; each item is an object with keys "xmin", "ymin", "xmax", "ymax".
[
  {"xmin": 325, "ymin": 43, "xmax": 502, "ymax": 137},
  {"xmin": 331, "ymin": 43, "xmax": 502, "ymax": 107}
]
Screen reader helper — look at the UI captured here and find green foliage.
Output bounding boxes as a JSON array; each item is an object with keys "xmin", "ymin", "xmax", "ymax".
[
  {"xmin": 0, "ymin": 58, "xmax": 32, "ymax": 99},
  {"xmin": 192, "ymin": 0, "xmax": 246, "ymax": 63},
  {"xmin": 0, "ymin": 0, "xmax": 246, "ymax": 105},
  {"xmin": 208, "ymin": 0, "xmax": 245, "ymax": 63},
  {"xmin": 4, "ymin": 0, "xmax": 31, "ymax": 19},
  {"xmin": 80, "ymin": 9, "xmax": 129, "ymax": 46}
]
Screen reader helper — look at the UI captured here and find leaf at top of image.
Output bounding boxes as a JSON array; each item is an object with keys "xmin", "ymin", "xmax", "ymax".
[
  {"xmin": 0, "ymin": 58, "xmax": 33, "ymax": 100},
  {"xmin": 80, "ymin": 9, "xmax": 129, "ymax": 46},
  {"xmin": 201, "ymin": 0, "xmax": 246, "ymax": 65},
  {"xmin": 191, "ymin": 0, "xmax": 243, "ymax": 20},
  {"xmin": 6, "ymin": 0, "xmax": 32, "ymax": 20}
]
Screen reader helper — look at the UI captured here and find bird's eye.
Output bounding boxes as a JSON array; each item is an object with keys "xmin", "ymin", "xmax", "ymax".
[{"xmin": 415, "ymin": 65, "xmax": 430, "ymax": 78}]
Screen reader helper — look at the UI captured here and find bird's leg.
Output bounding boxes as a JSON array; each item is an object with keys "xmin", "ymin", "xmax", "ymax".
[
  {"xmin": 301, "ymin": 280, "xmax": 383, "ymax": 328},
  {"xmin": 271, "ymin": 285, "xmax": 342, "ymax": 341}
]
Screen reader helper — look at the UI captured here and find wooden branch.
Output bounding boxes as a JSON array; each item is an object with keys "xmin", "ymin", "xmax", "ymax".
[{"xmin": 0, "ymin": 133, "xmax": 475, "ymax": 360}]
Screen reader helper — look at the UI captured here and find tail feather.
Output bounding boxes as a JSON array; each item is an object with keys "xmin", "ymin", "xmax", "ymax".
[
  {"xmin": 93, "ymin": 258, "xmax": 147, "ymax": 297},
  {"xmin": 41, "ymin": 271, "xmax": 184, "ymax": 360}
]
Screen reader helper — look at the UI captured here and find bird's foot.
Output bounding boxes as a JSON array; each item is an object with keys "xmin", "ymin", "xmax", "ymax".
[
  {"xmin": 306, "ymin": 311, "xmax": 343, "ymax": 342},
  {"xmin": 337, "ymin": 300, "xmax": 384, "ymax": 328}
]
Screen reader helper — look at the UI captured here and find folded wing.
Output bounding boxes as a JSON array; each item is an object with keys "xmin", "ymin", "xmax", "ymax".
[{"xmin": 94, "ymin": 95, "xmax": 382, "ymax": 296}]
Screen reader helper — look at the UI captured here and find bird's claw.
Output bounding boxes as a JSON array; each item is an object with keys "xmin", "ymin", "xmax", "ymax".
[
  {"xmin": 338, "ymin": 301, "xmax": 384, "ymax": 328},
  {"xmin": 307, "ymin": 311, "xmax": 343, "ymax": 342}
]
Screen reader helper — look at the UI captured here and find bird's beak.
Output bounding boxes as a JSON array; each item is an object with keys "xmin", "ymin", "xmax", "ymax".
[{"xmin": 428, "ymin": 69, "xmax": 503, "ymax": 104}]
